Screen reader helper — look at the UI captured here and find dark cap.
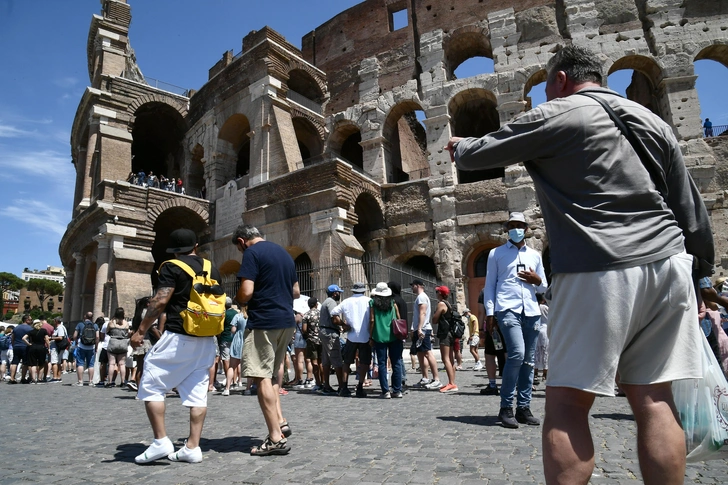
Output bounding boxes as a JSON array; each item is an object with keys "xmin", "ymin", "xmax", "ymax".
[
  {"xmin": 410, "ymin": 279, "xmax": 424, "ymax": 287},
  {"xmin": 166, "ymin": 228, "xmax": 197, "ymax": 254}
]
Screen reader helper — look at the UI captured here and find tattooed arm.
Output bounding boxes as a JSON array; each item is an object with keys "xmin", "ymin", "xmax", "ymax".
[{"xmin": 130, "ymin": 287, "xmax": 173, "ymax": 348}]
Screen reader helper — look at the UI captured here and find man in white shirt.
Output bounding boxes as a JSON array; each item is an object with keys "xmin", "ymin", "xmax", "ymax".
[
  {"xmin": 484, "ymin": 212, "xmax": 548, "ymax": 428},
  {"xmin": 331, "ymin": 283, "xmax": 371, "ymax": 397},
  {"xmin": 409, "ymin": 279, "xmax": 441, "ymax": 389}
]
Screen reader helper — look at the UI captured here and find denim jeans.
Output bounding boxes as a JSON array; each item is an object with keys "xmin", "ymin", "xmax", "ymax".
[
  {"xmin": 496, "ymin": 310, "xmax": 540, "ymax": 409},
  {"xmin": 374, "ymin": 340, "xmax": 403, "ymax": 394}
]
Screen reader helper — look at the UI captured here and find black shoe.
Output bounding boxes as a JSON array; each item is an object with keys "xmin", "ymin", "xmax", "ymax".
[
  {"xmin": 355, "ymin": 387, "xmax": 367, "ymax": 398},
  {"xmin": 8, "ymin": 380, "xmax": 17, "ymax": 385},
  {"xmin": 321, "ymin": 385, "xmax": 337, "ymax": 395},
  {"xmin": 338, "ymin": 386, "xmax": 352, "ymax": 397},
  {"xmin": 480, "ymin": 385, "xmax": 499, "ymax": 396},
  {"xmin": 532, "ymin": 377, "xmax": 541, "ymax": 385},
  {"xmin": 20, "ymin": 378, "xmax": 30, "ymax": 384},
  {"xmin": 498, "ymin": 407, "xmax": 519, "ymax": 429},
  {"xmin": 515, "ymin": 407, "xmax": 541, "ymax": 426}
]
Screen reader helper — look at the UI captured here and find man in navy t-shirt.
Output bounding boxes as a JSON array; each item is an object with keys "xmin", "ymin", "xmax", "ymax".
[{"xmin": 233, "ymin": 224, "xmax": 298, "ymax": 456}]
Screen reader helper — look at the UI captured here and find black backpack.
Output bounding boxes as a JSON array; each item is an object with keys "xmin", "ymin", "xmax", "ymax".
[
  {"xmin": 80, "ymin": 321, "xmax": 96, "ymax": 346},
  {"xmin": 0, "ymin": 334, "xmax": 9, "ymax": 351},
  {"xmin": 446, "ymin": 302, "xmax": 465, "ymax": 339}
]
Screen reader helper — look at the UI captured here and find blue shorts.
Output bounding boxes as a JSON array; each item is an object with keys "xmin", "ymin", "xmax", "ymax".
[
  {"xmin": 410, "ymin": 330, "xmax": 433, "ymax": 354},
  {"xmin": 75, "ymin": 348, "xmax": 95, "ymax": 368}
]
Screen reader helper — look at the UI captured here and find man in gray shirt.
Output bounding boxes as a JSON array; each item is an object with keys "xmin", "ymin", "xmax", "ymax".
[{"xmin": 446, "ymin": 45, "xmax": 712, "ymax": 485}]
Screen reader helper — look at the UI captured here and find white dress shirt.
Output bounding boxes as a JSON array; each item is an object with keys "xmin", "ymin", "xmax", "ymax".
[
  {"xmin": 330, "ymin": 293, "xmax": 371, "ymax": 343},
  {"xmin": 484, "ymin": 241, "xmax": 548, "ymax": 317}
]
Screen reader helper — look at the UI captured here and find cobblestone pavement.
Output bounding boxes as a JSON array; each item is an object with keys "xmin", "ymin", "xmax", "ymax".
[{"xmin": 1, "ymin": 356, "xmax": 726, "ymax": 484}]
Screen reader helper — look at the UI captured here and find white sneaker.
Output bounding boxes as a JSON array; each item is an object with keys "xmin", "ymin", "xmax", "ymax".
[
  {"xmin": 135, "ymin": 437, "xmax": 174, "ymax": 464},
  {"xmin": 425, "ymin": 379, "xmax": 442, "ymax": 389},
  {"xmin": 221, "ymin": 389, "xmax": 230, "ymax": 396},
  {"xmin": 415, "ymin": 377, "xmax": 432, "ymax": 387},
  {"xmin": 473, "ymin": 361, "xmax": 483, "ymax": 371},
  {"xmin": 168, "ymin": 445, "xmax": 202, "ymax": 463}
]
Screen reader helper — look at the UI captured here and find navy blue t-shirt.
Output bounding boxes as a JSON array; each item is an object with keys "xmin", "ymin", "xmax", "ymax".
[{"xmin": 237, "ymin": 240, "xmax": 297, "ymax": 330}]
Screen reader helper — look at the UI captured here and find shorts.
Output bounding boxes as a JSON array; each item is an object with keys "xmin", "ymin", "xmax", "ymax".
[
  {"xmin": 99, "ymin": 348, "xmax": 108, "ymax": 364},
  {"xmin": 484, "ymin": 327, "xmax": 506, "ymax": 355},
  {"xmin": 0, "ymin": 349, "xmax": 8, "ymax": 365},
  {"xmin": 50, "ymin": 346, "xmax": 61, "ymax": 364},
  {"xmin": 439, "ymin": 332, "xmax": 455, "ymax": 348},
  {"xmin": 137, "ymin": 332, "xmax": 216, "ymax": 407},
  {"xmin": 75, "ymin": 347, "xmax": 96, "ymax": 368},
  {"xmin": 535, "ymin": 325, "xmax": 549, "ymax": 370},
  {"xmin": 63, "ymin": 349, "xmax": 69, "ymax": 361},
  {"xmin": 293, "ymin": 331, "xmax": 306, "ymax": 349},
  {"xmin": 470, "ymin": 335, "xmax": 480, "ymax": 347},
  {"xmin": 342, "ymin": 340, "xmax": 372, "ymax": 368},
  {"xmin": 11, "ymin": 346, "xmax": 27, "ymax": 365},
  {"xmin": 219, "ymin": 340, "xmax": 231, "ymax": 361},
  {"xmin": 27, "ymin": 346, "xmax": 47, "ymax": 367},
  {"xmin": 320, "ymin": 330, "xmax": 343, "ymax": 368},
  {"xmin": 125, "ymin": 351, "xmax": 134, "ymax": 369},
  {"xmin": 230, "ymin": 331, "xmax": 244, "ymax": 361},
  {"xmin": 305, "ymin": 341, "xmax": 321, "ymax": 360},
  {"xmin": 410, "ymin": 330, "xmax": 433, "ymax": 354},
  {"xmin": 453, "ymin": 337, "xmax": 461, "ymax": 352},
  {"xmin": 547, "ymin": 252, "xmax": 704, "ymax": 396},
  {"xmin": 242, "ymin": 327, "xmax": 296, "ymax": 379}
]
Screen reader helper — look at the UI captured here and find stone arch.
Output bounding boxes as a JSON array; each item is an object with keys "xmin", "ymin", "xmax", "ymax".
[
  {"xmin": 286, "ymin": 66, "xmax": 326, "ymax": 105},
  {"xmin": 402, "ymin": 254, "xmax": 438, "ymax": 279},
  {"xmin": 148, "ymin": 198, "xmax": 210, "ymax": 227},
  {"xmin": 217, "ymin": 113, "xmax": 252, "ymax": 186},
  {"xmin": 695, "ymin": 44, "xmax": 728, "ymax": 68},
  {"xmin": 293, "ymin": 252, "xmax": 315, "ymax": 297},
  {"xmin": 607, "ymin": 55, "xmax": 664, "ymax": 117},
  {"xmin": 383, "ymin": 100, "xmax": 429, "ymax": 183},
  {"xmin": 328, "ymin": 120, "xmax": 364, "ymax": 170},
  {"xmin": 292, "ymin": 116, "xmax": 324, "ymax": 164},
  {"xmin": 524, "ymin": 68, "xmax": 548, "ymax": 111},
  {"xmin": 448, "ymin": 88, "xmax": 503, "ymax": 183},
  {"xmin": 353, "ymin": 192, "xmax": 385, "ymax": 245},
  {"xmin": 131, "ymin": 101, "xmax": 188, "ymax": 181},
  {"xmin": 127, "ymin": 93, "xmax": 188, "ymax": 119},
  {"xmin": 443, "ymin": 25, "xmax": 493, "ymax": 80},
  {"xmin": 463, "ymin": 243, "xmax": 499, "ymax": 313}
]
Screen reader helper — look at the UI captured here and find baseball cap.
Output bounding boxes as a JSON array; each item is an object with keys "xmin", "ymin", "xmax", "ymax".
[
  {"xmin": 507, "ymin": 212, "xmax": 527, "ymax": 225},
  {"xmin": 435, "ymin": 285, "xmax": 450, "ymax": 297},
  {"xmin": 166, "ymin": 228, "xmax": 197, "ymax": 254},
  {"xmin": 352, "ymin": 282, "xmax": 367, "ymax": 293},
  {"xmin": 463, "ymin": 307, "xmax": 471, "ymax": 313},
  {"xmin": 32, "ymin": 319, "xmax": 41, "ymax": 324},
  {"xmin": 410, "ymin": 279, "xmax": 424, "ymax": 287},
  {"xmin": 327, "ymin": 284, "xmax": 343, "ymax": 294}
]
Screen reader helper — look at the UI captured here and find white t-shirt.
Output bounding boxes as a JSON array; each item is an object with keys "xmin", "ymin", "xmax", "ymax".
[
  {"xmin": 412, "ymin": 292, "xmax": 432, "ymax": 332},
  {"xmin": 100, "ymin": 322, "xmax": 109, "ymax": 350},
  {"xmin": 330, "ymin": 293, "xmax": 371, "ymax": 343},
  {"xmin": 51, "ymin": 324, "xmax": 67, "ymax": 349}
]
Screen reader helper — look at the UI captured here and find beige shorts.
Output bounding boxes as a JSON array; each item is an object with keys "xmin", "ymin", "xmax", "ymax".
[
  {"xmin": 319, "ymin": 330, "xmax": 343, "ymax": 368},
  {"xmin": 547, "ymin": 252, "xmax": 703, "ymax": 396},
  {"xmin": 241, "ymin": 327, "xmax": 295, "ymax": 379}
]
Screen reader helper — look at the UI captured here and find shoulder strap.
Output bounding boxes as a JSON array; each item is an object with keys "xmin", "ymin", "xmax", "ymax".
[
  {"xmin": 163, "ymin": 259, "xmax": 197, "ymax": 279},
  {"xmin": 575, "ymin": 91, "xmax": 668, "ymax": 199}
]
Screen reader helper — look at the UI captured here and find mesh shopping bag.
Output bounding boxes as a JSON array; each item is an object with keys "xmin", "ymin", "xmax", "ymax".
[{"xmin": 672, "ymin": 334, "xmax": 728, "ymax": 462}]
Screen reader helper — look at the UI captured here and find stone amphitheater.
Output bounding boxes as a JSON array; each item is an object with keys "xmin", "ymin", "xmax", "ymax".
[{"xmin": 60, "ymin": 0, "xmax": 728, "ymax": 322}]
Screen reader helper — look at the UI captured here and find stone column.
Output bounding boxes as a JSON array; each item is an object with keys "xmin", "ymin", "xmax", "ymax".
[
  {"xmin": 657, "ymin": 75, "xmax": 702, "ymax": 140},
  {"xmin": 422, "ymin": 106, "xmax": 455, "ymax": 181},
  {"xmin": 92, "ymin": 235, "xmax": 111, "ymax": 318},
  {"xmin": 82, "ymin": 122, "xmax": 100, "ymax": 207},
  {"xmin": 70, "ymin": 253, "xmax": 86, "ymax": 322},
  {"xmin": 62, "ymin": 269, "xmax": 74, "ymax": 323}
]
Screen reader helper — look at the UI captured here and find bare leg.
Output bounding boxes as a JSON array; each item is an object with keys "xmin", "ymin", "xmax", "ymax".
[
  {"xmin": 76, "ymin": 365, "xmax": 85, "ymax": 384},
  {"xmin": 88, "ymin": 366, "xmax": 95, "ymax": 383},
  {"xmin": 294, "ymin": 348, "xmax": 304, "ymax": 382},
  {"xmin": 440, "ymin": 345, "xmax": 455, "ymax": 385},
  {"xmin": 255, "ymin": 377, "xmax": 283, "ymax": 442},
  {"xmin": 417, "ymin": 352, "xmax": 428, "ymax": 379},
  {"xmin": 424, "ymin": 351, "xmax": 439, "ymax": 381},
  {"xmin": 311, "ymin": 358, "xmax": 321, "ymax": 385},
  {"xmin": 334, "ymin": 366, "xmax": 344, "ymax": 389},
  {"xmin": 486, "ymin": 354, "xmax": 497, "ymax": 380},
  {"xmin": 305, "ymin": 357, "xmax": 313, "ymax": 382},
  {"xmin": 622, "ymin": 382, "xmax": 686, "ymax": 485},
  {"xmin": 543, "ymin": 386, "xmax": 595, "ymax": 485},
  {"xmin": 186, "ymin": 406, "xmax": 207, "ymax": 449},
  {"xmin": 9, "ymin": 363, "xmax": 17, "ymax": 381},
  {"xmin": 144, "ymin": 400, "xmax": 167, "ymax": 440}
]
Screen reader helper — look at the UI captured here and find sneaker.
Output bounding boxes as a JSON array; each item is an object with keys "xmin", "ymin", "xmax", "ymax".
[
  {"xmin": 292, "ymin": 379, "xmax": 305, "ymax": 389},
  {"xmin": 515, "ymin": 407, "xmax": 541, "ymax": 426},
  {"xmin": 168, "ymin": 444, "xmax": 202, "ymax": 463},
  {"xmin": 439, "ymin": 383, "xmax": 459, "ymax": 393},
  {"xmin": 95, "ymin": 382, "xmax": 106, "ymax": 388},
  {"xmin": 127, "ymin": 382, "xmax": 138, "ymax": 391},
  {"xmin": 338, "ymin": 387, "xmax": 351, "ymax": 397},
  {"xmin": 355, "ymin": 388, "xmax": 367, "ymax": 398},
  {"xmin": 498, "ymin": 407, "xmax": 519, "ymax": 429},
  {"xmin": 379, "ymin": 391, "xmax": 391, "ymax": 399},
  {"xmin": 135, "ymin": 437, "xmax": 174, "ymax": 464},
  {"xmin": 21, "ymin": 378, "xmax": 30, "ymax": 384},
  {"xmin": 279, "ymin": 388, "xmax": 288, "ymax": 395},
  {"xmin": 8, "ymin": 380, "xmax": 17, "ymax": 385},
  {"xmin": 480, "ymin": 385, "xmax": 499, "ymax": 396},
  {"xmin": 311, "ymin": 384, "xmax": 321, "ymax": 392},
  {"xmin": 532, "ymin": 377, "xmax": 541, "ymax": 385},
  {"xmin": 75, "ymin": 381, "xmax": 84, "ymax": 387},
  {"xmin": 321, "ymin": 385, "xmax": 337, "ymax": 395},
  {"xmin": 414, "ymin": 377, "xmax": 431, "ymax": 387},
  {"xmin": 472, "ymin": 361, "xmax": 484, "ymax": 371},
  {"xmin": 243, "ymin": 389, "xmax": 252, "ymax": 396},
  {"xmin": 221, "ymin": 389, "xmax": 230, "ymax": 396},
  {"xmin": 425, "ymin": 379, "xmax": 442, "ymax": 389},
  {"xmin": 51, "ymin": 379, "xmax": 62, "ymax": 383},
  {"xmin": 392, "ymin": 391, "xmax": 403, "ymax": 399},
  {"xmin": 455, "ymin": 365, "xmax": 463, "ymax": 371},
  {"xmin": 304, "ymin": 379, "xmax": 314, "ymax": 389}
]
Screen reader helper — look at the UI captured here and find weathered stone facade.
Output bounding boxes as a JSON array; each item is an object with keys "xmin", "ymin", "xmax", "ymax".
[{"xmin": 61, "ymin": 0, "xmax": 728, "ymax": 320}]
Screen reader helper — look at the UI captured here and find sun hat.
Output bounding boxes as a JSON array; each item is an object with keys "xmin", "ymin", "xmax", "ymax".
[
  {"xmin": 507, "ymin": 212, "xmax": 527, "ymax": 225},
  {"xmin": 352, "ymin": 282, "xmax": 367, "ymax": 293},
  {"xmin": 371, "ymin": 282, "xmax": 392, "ymax": 297}
]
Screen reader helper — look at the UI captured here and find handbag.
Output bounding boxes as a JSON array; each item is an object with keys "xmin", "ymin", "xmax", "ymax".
[
  {"xmin": 392, "ymin": 318, "xmax": 408, "ymax": 340},
  {"xmin": 107, "ymin": 337, "xmax": 129, "ymax": 354},
  {"xmin": 672, "ymin": 334, "xmax": 728, "ymax": 461}
]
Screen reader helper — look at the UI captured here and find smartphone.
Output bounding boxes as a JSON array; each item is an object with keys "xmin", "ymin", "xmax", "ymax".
[{"xmin": 516, "ymin": 264, "xmax": 526, "ymax": 273}]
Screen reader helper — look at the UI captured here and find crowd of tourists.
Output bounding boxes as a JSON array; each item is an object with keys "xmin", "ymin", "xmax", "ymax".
[{"xmin": 127, "ymin": 170, "xmax": 184, "ymax": 194}]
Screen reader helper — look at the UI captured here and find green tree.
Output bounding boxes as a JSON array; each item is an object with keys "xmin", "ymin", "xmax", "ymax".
[
  {"xmin": 3, "ymin": 310, "xmax": 15, "ymax": 321},
  {"xmin": 26, "ymin": 279, "xmax": 64, "ymax": 312},
  {"xmin": 0, "ymin": 272, "xmax": 25, "ymax": 316}
]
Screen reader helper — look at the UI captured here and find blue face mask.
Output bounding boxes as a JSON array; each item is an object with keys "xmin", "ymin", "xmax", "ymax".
[{"xmin": 508, "ymin": 228, "xmax": 525, "ymax": 243}]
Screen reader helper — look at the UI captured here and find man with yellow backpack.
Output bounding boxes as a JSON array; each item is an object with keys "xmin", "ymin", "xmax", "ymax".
[{"xmin": 131, "ymin": 228, "xmax": 225, "ymax": 464}]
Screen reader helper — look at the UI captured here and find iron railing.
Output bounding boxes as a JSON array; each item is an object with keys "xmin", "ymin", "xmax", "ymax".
[
  {"xmin": 705, "ymin": 125, "xmax": 728, "ymax": 138},
  {"xmin": 142, "ymin": 76, "xmax": 190, "ymax": 97}
]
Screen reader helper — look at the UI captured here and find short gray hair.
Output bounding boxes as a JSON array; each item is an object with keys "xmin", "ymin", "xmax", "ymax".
[
  {"xmin": 546, "ymin": 45, "xmax": 602, "ymax": 86},
  {"xmin": 231, "ymin": 224, "xmax": 262, "ymax": 245}
]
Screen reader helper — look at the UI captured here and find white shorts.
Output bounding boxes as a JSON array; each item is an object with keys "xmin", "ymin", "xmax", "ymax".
[
  {"xmin": 50, "ymin": 347, "xmax": 61, "ymax": 364},
  {"xmin": 547, "ymin": 252, "xmax": 703, "ymax": 396},
  {"xmin": 137, "ymin": 332, "xmax": 216, "ymax": 407},
  {"xmin": 535, "ymin": 325, "xmax": 548, "ymax": 370},
  {"xmin": 469, "ymin": 335, "xmax": 480, "ymax": 347}
]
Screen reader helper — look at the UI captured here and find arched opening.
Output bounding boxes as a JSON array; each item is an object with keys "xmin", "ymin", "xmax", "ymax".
[
  {"xmin": 444, "ymin": 29, "xmax": 494, "ymax": 80},
  {"xmin": 189, "ymin": 143, "xmax": 205, "ymax": 198},
  {"xmin": 329, "ymin": 123, "xmax": 364, "ymax": 171},
  {"xmin": 404, "ymin": 255, "xmax": 437, "ymax": 279},
  {"xmin": 607, "ymin": 56, "xmax": 663, "ymax": 118},
  {"xmin": 294, "ymin": 253, "xmax": 315, "ymax": 297},
  {"xmin": 524, "ymin": 70, "xmax": 548, "ymax": 111},
  {"xmin": 695, "ymin": 46, "xmax": 728, "ymax": 137},
  {"xmin": 132, "ymin": 102, "xmax": 187, "ymax": 182},
  {"xmin": 151, "ymin": 207, "xmax": 208, "ymax": 288},
  {"xmin": 217, "ymin": 114, "xmax": 251, "ymax": 187},
  {"xmin": 383, "ymin": 101, "xmax": 429, "ymax": 183},
  {"xmin": 353, "ymin": 193, "xmax": 384, "ymax": 246},
  {"xmin": 449, "ymin": 88, "xmax": 504, "ymax": 183},
  {"xmin": 466, "ymin": 246, "xmax": 495, "ymax": 316},
  {"xmin": 293, "ymin": 117, "xmax": 323, "ymax": 164},
  {"xmin": 287, "ymin": 69, "xmax": 324, "ymax": 105}
]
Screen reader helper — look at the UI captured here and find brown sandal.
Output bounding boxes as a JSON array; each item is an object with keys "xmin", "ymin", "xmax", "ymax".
[{"xmin": 250, "ymin": 436, "xmax": 290, "ymax": 456}]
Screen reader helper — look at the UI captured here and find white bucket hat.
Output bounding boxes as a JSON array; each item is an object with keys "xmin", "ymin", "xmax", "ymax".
[{"xmin": 370, "ymin": 282, "xmax": 392, "ymax": 297}]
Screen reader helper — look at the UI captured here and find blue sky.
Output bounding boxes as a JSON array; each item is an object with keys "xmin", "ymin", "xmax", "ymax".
[{"xmin": 0, "ymin": 1, "xmax": 725, "ymax": 278}]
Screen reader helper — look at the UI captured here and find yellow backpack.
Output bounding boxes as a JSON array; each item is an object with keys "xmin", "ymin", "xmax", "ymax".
[{"xmin": 163, "ymin": 258, "xmax": 226, "ymax": 337}]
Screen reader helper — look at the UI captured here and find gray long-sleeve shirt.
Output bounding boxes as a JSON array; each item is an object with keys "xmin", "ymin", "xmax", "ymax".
[{"xmin": 455, "ymin": 87, "xmax": 714, "ymax": 275}]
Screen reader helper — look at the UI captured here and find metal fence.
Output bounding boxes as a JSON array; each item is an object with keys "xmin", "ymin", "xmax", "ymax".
[
  {"xmin": 143, "ymin": 76, "xmax": 190, "ymax": 97},
  {"xmin": 705, "ymin": 125, "xmax": 728, "ymax": 138}
]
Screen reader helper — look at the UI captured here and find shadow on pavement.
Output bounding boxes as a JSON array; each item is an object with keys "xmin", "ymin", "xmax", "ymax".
[
  {"xmin": 592, "ymin": 413, "xmax": 634, "ymax": 421},
  {"xmin": 111, "ymin": 443, "xmax": 168, "ymax": 464},
  {"xmin": 437, "ymin": 415, "xmax": 500, "ymax": 426},
  {"xmin": 199, "ymin": 435, "xmax": 258, "ymax": 453}
]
